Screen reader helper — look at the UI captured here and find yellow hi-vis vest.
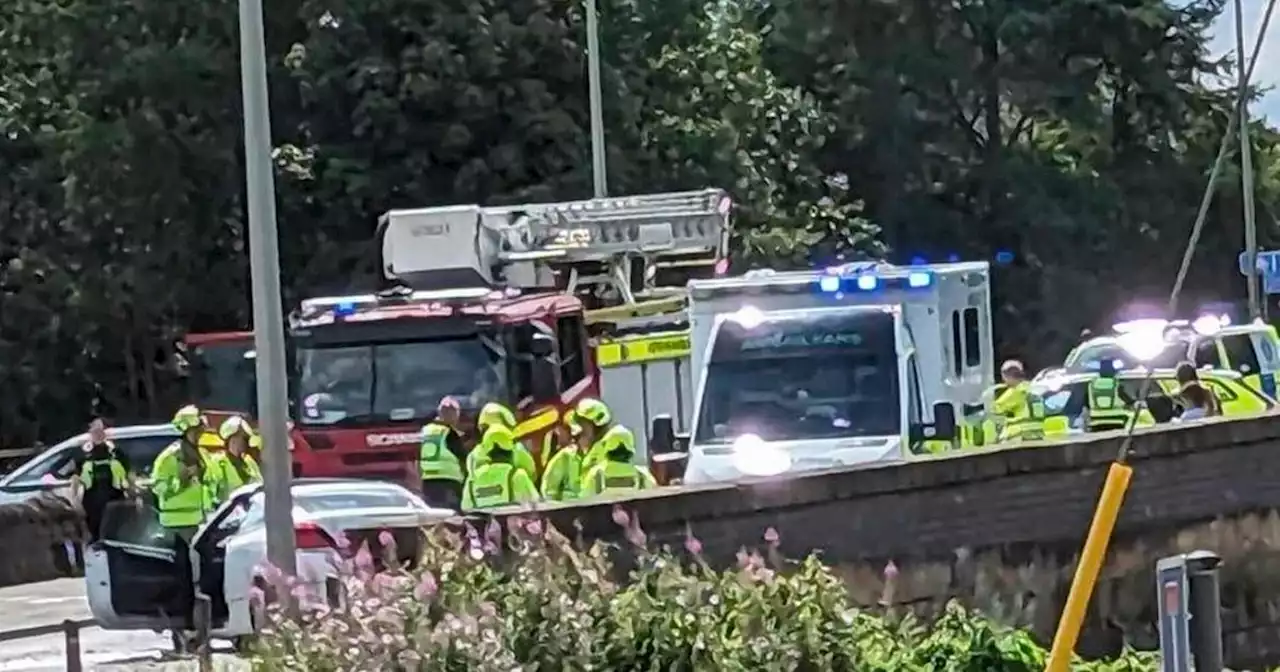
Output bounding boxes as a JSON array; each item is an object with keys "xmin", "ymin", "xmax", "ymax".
[
  {"xmin": 419, "ymin": 423, "xmax": 463, "ymax": 483},
  {"xmin": 150, "ymin": 442, "xmax": 219, "ymax": 529}
]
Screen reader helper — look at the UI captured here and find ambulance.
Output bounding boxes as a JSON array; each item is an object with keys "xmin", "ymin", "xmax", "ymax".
[{"xmin": 650, "ymin": 261, "xmax": 995, "ymax": 484}]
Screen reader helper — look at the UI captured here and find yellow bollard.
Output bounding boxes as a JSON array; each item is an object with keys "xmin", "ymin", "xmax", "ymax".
[{"xmin": 1044, "ymin": 461, "xmax": 1134, "ymax": 672}]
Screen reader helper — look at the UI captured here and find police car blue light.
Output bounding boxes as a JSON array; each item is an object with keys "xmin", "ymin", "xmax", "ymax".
[
  {"xmin": 907, "ymin": 271, "xmax": 932, "ymax": 288},
  {"xmin": 334, "ymin": 301, "xmax": 357, "ymax": 317},
  {"xmin": 818, "ymin": 275, "xmax": 842, "ymax": 293},
  {"xmin": 855, "ymin": 275, "xmax": 878, "ymax": 291}
]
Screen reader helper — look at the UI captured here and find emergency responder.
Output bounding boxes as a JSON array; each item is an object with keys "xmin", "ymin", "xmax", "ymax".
[
  {"xmin": 466, "ymin": 401, "xmax": 537, "ymax": 477},
  {"xmin": 580, "ymin": 425, "xmax": 656, "ymax": 496},
  {"xmin": 75, "ymin": 419, "xmax": 129, "ymax": 543},
  {"xmin": 419, "ymin": 397, "xmax": 466, "ymax": 508},
  {"xmin": 1175, "ymin": 362, "xmax": 1221, "ymax": 416},
  {"xmin": 540, "ymin": 410, "xmax": 587, "ymax": 501},
  {"xmin": 150, "ymin": 405, "xmax": 220, "ymax": 544},
  {"xmin": 1083, "ymin": 359, "xmax": 1133, "ymax": 432},
  {"xmin": 460, "ymin": 426, "xmax": 540, "ymax": 510},
  {"xmin": 992, "ymin": 360, "xmax": 1046, "ymax": 442},
  {"xmin": 569, "ymin": 398, "xmax": 620, "ymax": 469},
  {"xmin": 214, "ymin": 416, "xmax": 262, "ymax": 501}
]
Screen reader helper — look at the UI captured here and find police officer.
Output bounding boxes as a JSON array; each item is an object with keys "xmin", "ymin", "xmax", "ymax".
[
  {"xmin": 419, "ymin": 397, "xmax": 466, "ymax": 508},
  {"xmin": 466, "ymin": 401, "xmax": 537, "ymax": 478},
  {"xmin": 540, "ymin": 411, "xmax": 587, "ymax": 501},
  {"xmin": 460, "ymin": 426, "xmax": 540, "ymax": 510},
  {"xmin": 992, "ymin": 360, "xmax": 1046, "ymax": 442},
  {"xmin": 580, "ymin": 425, "xmax": 656, "ymax": 497},
  {"xmin": 150, "ymin": 405, "xmax": 220, "ymax": 545},
  {"xmin": 75, "ymin": 419, "xmax": 129, "ymax": 542},
  {"xmin": 214, "ymin": 416, "xmax": 263, "ymax": 502},
  {"xmin": 1083, "ymin": 359, "xmax": 1132, "ymax": 432}
]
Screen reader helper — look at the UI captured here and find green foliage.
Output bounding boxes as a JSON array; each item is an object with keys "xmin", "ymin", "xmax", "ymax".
[
  {"xmin": 2, "ymin": 0, "xmax": 1280, "ymax": 446},
  {"xmin": 249, "ymin": 515, "xmax": 1159, "ymax": 670}
]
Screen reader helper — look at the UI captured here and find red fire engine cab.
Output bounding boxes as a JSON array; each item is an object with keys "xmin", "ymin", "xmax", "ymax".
[{"xmin": 188, "ymin": 189, "xmax": 732, "ymax": 487}]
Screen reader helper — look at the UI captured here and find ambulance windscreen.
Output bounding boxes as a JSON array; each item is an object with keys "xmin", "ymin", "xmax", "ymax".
[{"xmin": 693, "ymin": 309, "xmax": 899, "ymax": 444}]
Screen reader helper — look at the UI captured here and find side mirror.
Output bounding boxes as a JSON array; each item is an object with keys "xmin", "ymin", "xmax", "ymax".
[
  {"xmin": 647, "ymin": 415, "xmax": 688, "ymax": 485},
  {"xmin": 909, "ymin": 401, "xmax": 958, "ymax": 446}
]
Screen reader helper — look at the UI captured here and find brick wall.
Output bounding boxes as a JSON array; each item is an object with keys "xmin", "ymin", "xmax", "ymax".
[{"xmin": 493, "ymin": 413, "xmax": 1280, "ymax": 667}]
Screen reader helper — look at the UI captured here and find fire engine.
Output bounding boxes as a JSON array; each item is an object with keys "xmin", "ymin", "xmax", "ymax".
[
  {"xmin": 654, "ymin": 261, "xmax": 995, "ymax": 484},
  {"xmin": 187, "ymin": 189, "xmax": 731, "ymax": 484}
]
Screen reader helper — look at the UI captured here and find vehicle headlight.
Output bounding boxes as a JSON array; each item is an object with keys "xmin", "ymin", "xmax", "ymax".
[{"xmin": 730, "ymin": 434, "xmax": 792, "ymax": 477}]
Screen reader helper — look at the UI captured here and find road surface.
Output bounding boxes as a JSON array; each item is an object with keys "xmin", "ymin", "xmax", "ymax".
[{"xmin": 0, "ymin": 579, "xmax": 245, "ymax": 671}]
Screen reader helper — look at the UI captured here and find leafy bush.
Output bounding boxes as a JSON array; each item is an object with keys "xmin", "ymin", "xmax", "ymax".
[{"xmin": 250, "ymin": 507, "xmax": 1159, "ymax": 671}]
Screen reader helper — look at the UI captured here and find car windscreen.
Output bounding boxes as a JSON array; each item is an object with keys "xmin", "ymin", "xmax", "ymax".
[
  {"xmin": 240, "ymin": 486, "xmax": 424, "ymax": 529},
  {"xmin": 693, "ymin": 309, "xmax": 899, "ymax": 444}
]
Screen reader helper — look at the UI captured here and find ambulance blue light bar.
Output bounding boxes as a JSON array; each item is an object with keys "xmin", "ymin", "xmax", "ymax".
[{"xmin": 815, "ymin": 267, "xmax": 934, "ymax": 294}]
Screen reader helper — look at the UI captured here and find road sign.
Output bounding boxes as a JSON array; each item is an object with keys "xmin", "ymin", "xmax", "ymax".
[
  {"xmin": 1238, "ymin": 251, "xmax": 1280, "ymax": 294},
  {"xmin": 1156, "ymin": 555, "xmax": 1192, "ymax": 672}
]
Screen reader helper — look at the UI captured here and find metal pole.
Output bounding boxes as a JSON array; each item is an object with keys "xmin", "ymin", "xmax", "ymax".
[
  {"xmin": 62, "ymin": 619, "xmax": 82, "ymax": 672},
  {"xmin": 1186, "ymin": 551, "xmax": 1225, "ymax": 672},
  {"xmin": 239, "ymin": 0, "xmax": 296, "ymax": 574},
  {"xmin": 1236, "ymin": 0, "xmax": 1262, "ymax": 320},
  {"xmin": 195, "ymin": 593, "xmax": 214, "ymax": 672},
  {"xmin": 586, "ymin": 0, "xmax": 608, "ymax": 197}
]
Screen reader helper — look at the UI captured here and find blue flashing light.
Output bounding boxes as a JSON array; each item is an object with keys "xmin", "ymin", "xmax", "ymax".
[
  {"xmin": 333, "ymin": 301, "xmax": 357, "ymax": 317},
  {"xmin": 855, "ymin": 275, "xmax": 878, "ymax": 291},
  {"xmin": 947, "ymin": 252, "xmax": 961, "ymax": 263},
  {"xmin": 995, "ymin": 250, "xmax": 1015, "ymax": 265},
  {"xmin": 818, "ymin": 275, "xmax": 842, "ymax": 293},
  {"xmin": 909, "ymin": 255, "xmax": 928, "ymax": 266},
  {"xmin": 907, "ymin": 271, "xmax": 933, "ymax": 288}
]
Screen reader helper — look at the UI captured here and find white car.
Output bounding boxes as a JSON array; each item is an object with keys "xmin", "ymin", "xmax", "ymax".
[
  {"xmin": 0, "ymin": 424, "xmax": 178, "ymax": 506},
  {"xmin": 84, "ymin": 478, "xmax": 453, "ymax": 645}
]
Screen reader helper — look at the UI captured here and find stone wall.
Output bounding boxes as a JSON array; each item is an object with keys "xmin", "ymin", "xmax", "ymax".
[
  {"xmin": 495, "ymin": 413, "xmax": 1280, "ymax": 668},
  {"xmin": 0, "ymin": 491, "xmax": 86, "ymax": 587}
]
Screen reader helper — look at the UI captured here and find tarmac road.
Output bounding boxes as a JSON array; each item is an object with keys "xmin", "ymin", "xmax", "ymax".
[{"xmin": 0, "ymin": 579, "xmax": 245, "ymax": 671}]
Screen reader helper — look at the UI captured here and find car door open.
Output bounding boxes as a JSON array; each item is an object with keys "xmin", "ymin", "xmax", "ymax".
[{"xmin": 85, "ymin": 501, "xmax": 195, "ymax": 631}]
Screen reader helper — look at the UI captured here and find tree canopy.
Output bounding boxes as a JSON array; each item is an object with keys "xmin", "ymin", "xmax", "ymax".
[{"xmin": 1, "ymin": 0, "xmax": 1277, "ymax": 446}]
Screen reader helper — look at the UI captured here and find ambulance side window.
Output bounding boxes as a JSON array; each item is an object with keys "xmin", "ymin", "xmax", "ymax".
[
  {"xmin": 949, "ymin": 312, "xmax": 963, "ymax": 377},
  {"xmin": 907, "ymin": 355, "xmax": 922, "ymax": 424},
  {"xmin": 962, "ymin": 308, "xmax": 981, "ymax": 368},
  {"xmin": 1193, "ymin": 340, "xmax": 1220, "ymax": 368},
  {"xmin": 556, "ymin": 315, "xmax": 587, "ymax": 388},
  {"xmin": 1220, "ymin": 334, "xmax": 1261, "ymax": 375}
]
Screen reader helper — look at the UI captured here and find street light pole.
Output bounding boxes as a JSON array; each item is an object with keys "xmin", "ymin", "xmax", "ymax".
[
  {"xmin": 1235, "ymin": 0, "xmax": 1262, "ymax": 320},
  {"xmin": 586, "ymin": 0, "xmax": 608, "ymax": 197},
  {"xmin": 239, "ymin": 0, "xmax": 296, "ymax": 574}
]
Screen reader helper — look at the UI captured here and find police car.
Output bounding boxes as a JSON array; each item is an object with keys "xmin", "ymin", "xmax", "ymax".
[
  {"xmin": 84, "ymin": 479, "xmax": 454, "ymax": 649},
  {"xmin": 1030, "ymin": 367, "xmax": 1274, "ymax": 431}
]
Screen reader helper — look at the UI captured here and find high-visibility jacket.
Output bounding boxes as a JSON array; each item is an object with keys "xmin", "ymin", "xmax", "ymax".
[
  {"xmin": 150, "ymin": 442, "xmax": 220, "ymax": 528},
  {"xmin": 581, "ymin": 459, "xmax": 656, "ymax": 497},
  {"xmin": 467, "ymin": 438, "xmax": 537, "ymax": 478},
  {"xmin": 78, "ymin": 443, "xmax": 128, "ymax": 491},
  {"xmin": 541, "ymin": 446, "xmax": 584, "ymax": 501},
  {"xmin": 419, "ymin": 423, "xmax": 463, "ymax": 483},
  {"xmin": 994, "ymin": 382, "xmax": 1045, "ymax": 442},
  {"xmin": 215, "ymin": 452, "xmax": 262, "ymax": 499},
  {"xmin": 1086, "ymin": 376, "xmax": 1131, "ymax": 432},
  {"xmin": 461, "ymin": 460, "xmax": 539, "ymax": 510}
]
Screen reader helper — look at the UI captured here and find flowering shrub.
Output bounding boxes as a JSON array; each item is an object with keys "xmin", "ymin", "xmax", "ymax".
[{"xmin": 250, "ymin": 508, "xmax": 1159, "ymax": 671}]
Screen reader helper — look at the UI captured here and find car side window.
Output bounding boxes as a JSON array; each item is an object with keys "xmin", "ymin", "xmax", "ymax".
[
  {"xmin": 113, "ymin": 435, "xmax": 174, "ymax": 477},
  {"xmin": 99, "ymin": 501, "xmax": 178, "ymax": 548},
  {"xmin": 6, "ymin": 446, "xmax": 78, "ymax": 485}
]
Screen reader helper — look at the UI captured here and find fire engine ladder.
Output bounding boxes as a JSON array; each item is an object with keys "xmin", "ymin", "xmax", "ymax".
[{"xmin": 488, "ymin": 188, "xmax": 732, "ymax": 333}]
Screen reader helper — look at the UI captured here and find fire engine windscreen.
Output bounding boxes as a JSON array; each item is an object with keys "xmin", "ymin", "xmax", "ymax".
[
  {"xmin": 693, "ymin": 309, "xmax": 899, "ymax": 444},
  {"xmin": 295, "ymin": 337, "xmax": 505, "ymax": 426}
]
